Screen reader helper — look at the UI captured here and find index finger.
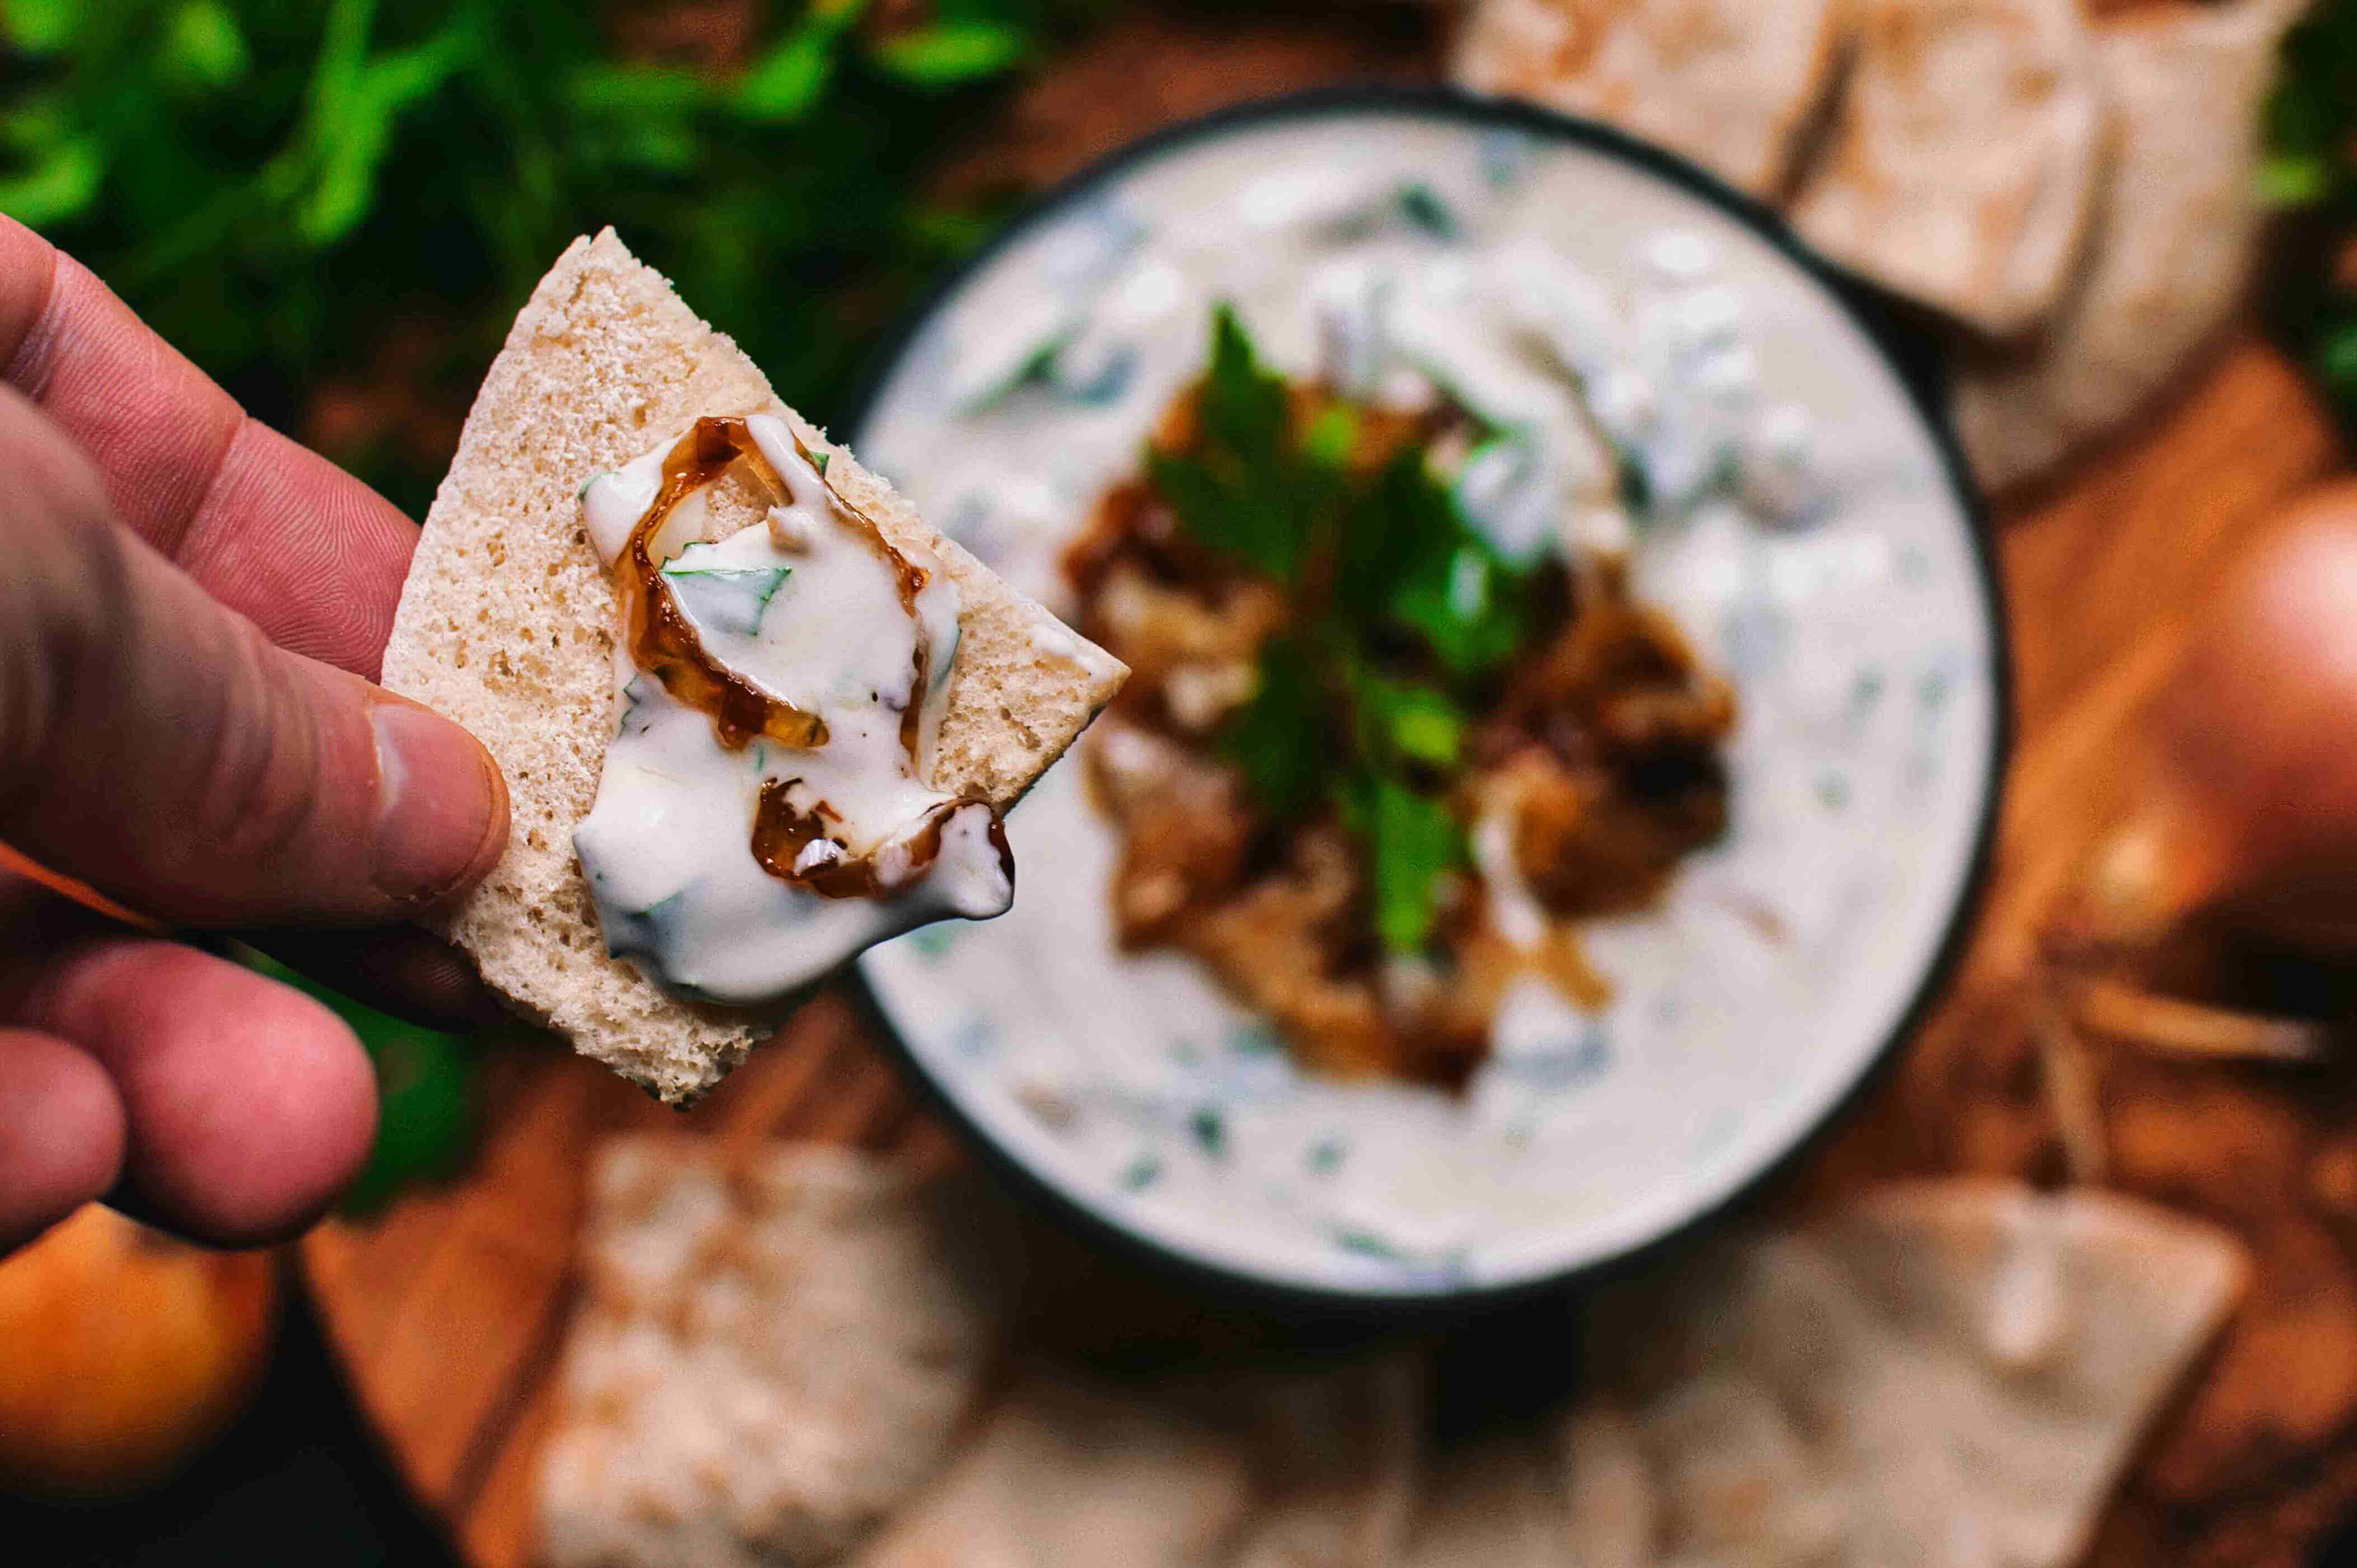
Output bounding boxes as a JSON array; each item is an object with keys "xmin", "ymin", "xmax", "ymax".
[{"xmin": 0, "ymin": 216, "xmax": 421, "ymax": 680}]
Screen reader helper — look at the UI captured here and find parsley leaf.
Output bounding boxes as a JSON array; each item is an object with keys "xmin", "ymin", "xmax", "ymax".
[
  {"xmin": 869, "ymin": 21, "xmax": 1033, "ymax": 88},
  {"xmin": 1147, "ymin": 446, "xmax": 1299, "ymax": 582},
  {"xmin": 1302, "ymin": 402, "xmax": 1360, "ymax": 468},
  {"xmin": 1391, "ymin": 541, "xmax": 1532, "ymax": 680},
  {"xmin": 1397, "ymin": 182, "xmax": 1457, "ymax": 239},
  {"xmin": 1357, "ymin": 674, "xmax": 1462, "ymax": 769},
  {"xmin": 1149, "ymin": 303, "xmax": 1329, "ymax": 582},
  {"xmin": 662, "ymin": 545, "xmax": 790, "ymax": 638},
  {"xmin": 1361, "ymin": 779, "xmax": 1463, "ymax": 952},
  {"xmin": 1328, "ymin": 427, "xmax": 1533, "ymax": 683},
  {"xmin": 1219, "ymin": 634, "xmax": 1327, "ymax": 825},
  {"xmin": 1201, "ymin": 303, "xmax": 1288, "ymax": 449}
]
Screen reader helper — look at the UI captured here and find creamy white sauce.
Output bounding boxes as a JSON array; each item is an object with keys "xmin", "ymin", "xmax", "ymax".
[
  {"xmin": 854, "ymin": 111, "xmax": 1998, "ymax": 1295},
  {"xmin": 572, "ymin": 414, "xmax": 1011, "ymax": 1007}
]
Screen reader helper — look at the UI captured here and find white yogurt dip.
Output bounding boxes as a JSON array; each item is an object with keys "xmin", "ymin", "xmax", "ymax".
[
  {"xmin": 574, "ymin": 414, "xmax": 1013, "ymax": 1008},
  {"xmin": 854, "ymin": 104, "xmax": 1999, "ymax": 1298}
]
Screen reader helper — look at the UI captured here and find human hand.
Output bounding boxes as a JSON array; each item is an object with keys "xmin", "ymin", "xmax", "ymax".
[{"xmin": 0, "ymin": 217, "xmax": 510, "ymax": 1253}]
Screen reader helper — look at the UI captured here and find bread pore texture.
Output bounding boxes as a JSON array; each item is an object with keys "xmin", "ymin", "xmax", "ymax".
[{"xmin": 383, "ymin": 230, "xmax": 1126, "ymax": 1103}]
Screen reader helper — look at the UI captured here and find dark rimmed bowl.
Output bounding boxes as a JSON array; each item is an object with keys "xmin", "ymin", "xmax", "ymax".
[{"xmin": 842, "ymin": 85, "xmax": 2008, "ymax": 1321}]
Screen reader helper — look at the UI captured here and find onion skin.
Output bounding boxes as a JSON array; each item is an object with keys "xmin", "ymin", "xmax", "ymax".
[
  {"xmin": 2153, "ymin": 480, "xmax": 2357, "ymax": 949},
  {"xmin": 0, "ymin": 1204, "xmax": 278, "ymax": 1499}
]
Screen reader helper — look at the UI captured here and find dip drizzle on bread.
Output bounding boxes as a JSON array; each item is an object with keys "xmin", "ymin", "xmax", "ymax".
[{"xmin": 573, "ymin": 415, "xmax": 1020, "ymax": 1007}]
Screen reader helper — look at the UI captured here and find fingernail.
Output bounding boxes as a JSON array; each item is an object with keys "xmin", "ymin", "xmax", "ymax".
[{"xmin": 370, "ymin": 702, "xmax": 504, "ymax": 902}]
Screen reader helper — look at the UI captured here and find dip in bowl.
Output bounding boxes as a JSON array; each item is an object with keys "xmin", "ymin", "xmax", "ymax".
[{"xmin": 850, "ymin": 90, "xmax": 2003, "ymax": 1309}]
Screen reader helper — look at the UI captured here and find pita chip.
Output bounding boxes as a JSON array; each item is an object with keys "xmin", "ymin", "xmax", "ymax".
[
  {"xmin": 1953, "ymin": 0, "xmax": 2307, "ymax": 493},
  {"xmin": 1789, "ymin": 0, "xmax": 2108, "ymax": 338},
  {"xmin": 1559, "ymin": 1181, "xmax": 2248, "ymax": 1566},
  {"xmin": 1403, "ymin": 1181, "xmax": 2244, "ymax": 1566},
  {"xmin": 1451, "ymin": 0, "xmax": 1844, "ymax": 197},
  {"xmin": 536, "ymin": 1137, "xmax": 1006, "ymax": 1568},
  {"xmin": 1404, "ymin": 1426, "xmax": 1572, "ymax": 1568},
  {"xmin": 382, "ymin": 231, "xmax": 1124, "ymax": 1104},
  {"xmin": 1226, "ymin": 1359, "xmax": 1424, "ymax": 1568},
  {"xmin": 1552, "ymin": 1407, "xmax": 1657, "ymax": 1568},
  {"xmin": 854, "ymin": 1358, "xmax": 1423, "ymax": 1568},
  {"xmin": 850, "ymin": 1368, "xmax": 1252, "ymax": 1568}
]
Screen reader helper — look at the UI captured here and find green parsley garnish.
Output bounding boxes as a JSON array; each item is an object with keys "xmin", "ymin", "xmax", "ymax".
[
  {"xmin": 1217, "ymin": 633, "xmax": 1327, "ymax": 825},
  {"xmin": 1356, "ymin": 674, "xmax": 1463, "ymax": 770},
  {"xmin": 0, "ymin": 0, "xmax": 1086, "ymax": 518},
  {"xmin": 1155, "ymin": 306, "xmax": 1542, "ymax": 953},
  {"xmin": 1361, "ymin": 777, "xmax": 1465, "ymax": 953},
  {"xmin": 1146, "ymin": 304, "xmax": 1337, "ymax": 583}
]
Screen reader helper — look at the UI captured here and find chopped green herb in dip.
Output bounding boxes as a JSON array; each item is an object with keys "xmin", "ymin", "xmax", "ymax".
[{"xmin": 660, "ymin": 546, "xmax": 791, "ymax": 639}]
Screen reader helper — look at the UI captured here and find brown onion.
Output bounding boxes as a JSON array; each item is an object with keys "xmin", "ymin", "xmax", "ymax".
[
  {"xmin": 0, "ymin": 1205, "xmax": 278, "ymax": 1498},
  {"xmin": 2140, "ymin": 481, "xmax": 2357, "ymax": 950}
]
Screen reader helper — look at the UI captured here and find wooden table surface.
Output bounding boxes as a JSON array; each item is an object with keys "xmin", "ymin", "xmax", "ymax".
[{"xmin": 301, "ymin": 23, "xmax": 2357, "ymax": 1568}]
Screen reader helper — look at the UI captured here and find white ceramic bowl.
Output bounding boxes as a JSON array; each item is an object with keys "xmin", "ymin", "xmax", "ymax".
[{"xmin": 848, "ymin": 89, "xmax": 2004, "ymax": 1311}]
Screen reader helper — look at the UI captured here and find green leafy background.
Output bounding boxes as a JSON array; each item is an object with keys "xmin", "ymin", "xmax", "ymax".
[{"xmin": 0, "ymin": 0, "xmax": 1099, "ymax": 514}]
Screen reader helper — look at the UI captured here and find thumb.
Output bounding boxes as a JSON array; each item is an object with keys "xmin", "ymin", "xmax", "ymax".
[{"xmin": 0, "ymin": 389, "xmax": 507, "ymax": 926}]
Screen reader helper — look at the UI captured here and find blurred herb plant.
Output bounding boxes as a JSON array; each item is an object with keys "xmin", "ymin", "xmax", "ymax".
[
  {"xmin": 2261, "ymin": 0, "xmax": 2357, "ymax": 430},
  {"xmin": 0, "ymin": 0, "xmax": 1092, "ymax": 511}
]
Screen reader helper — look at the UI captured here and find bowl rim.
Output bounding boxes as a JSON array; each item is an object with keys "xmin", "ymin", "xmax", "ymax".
[{"xmin": 840, "ymin": 81, "xmax": 2012, "ymax": 1322}]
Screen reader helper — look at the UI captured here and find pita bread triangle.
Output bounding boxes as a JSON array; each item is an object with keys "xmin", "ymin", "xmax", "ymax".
[
  {"xmin": 1953, "ymin": 0, "xmax": 2309, "ymax": 492},
  {"xmin": 849, "ymin": 1357, "xmax": 1422, "ymax": 1568},
  {"xmin": 1407, "ymin": 1181, "xmax": 2247, "ymax": 1567},
  {"xmin": 1788, "ymin": 0, "xmax": 2108, "ymax": 340},
  {"xmin": 536, "ymin": 1137, "xmax": 1008, "ymax": 1568},
  {"xmin": 1450, "ymin": 0, "xmax": 1845, "ymax": 199},
  {"xmin": 383, "ymin": 231, "xmax": 1124, "ymax": 1103}
]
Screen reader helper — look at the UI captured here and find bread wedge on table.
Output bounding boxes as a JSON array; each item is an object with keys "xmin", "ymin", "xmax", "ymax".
[
  {"xmin": 538, "ymin": 1137, "xmax": 1008, "ymax": 1568},
  {"xmin": 383, "ymin": 229, "xmax": 1125, "ymax": 1103},
  {"xmin": 1952, "ymin": 0, "xmax": 2308, "ymax": 492},
  {"xmin": 1451, "ymin": 0, "xmax": 1845, "ymax": 200},
  {"xmin": 1786, "ymin": 0, "xmax": 2108, "ymax": 340}
]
